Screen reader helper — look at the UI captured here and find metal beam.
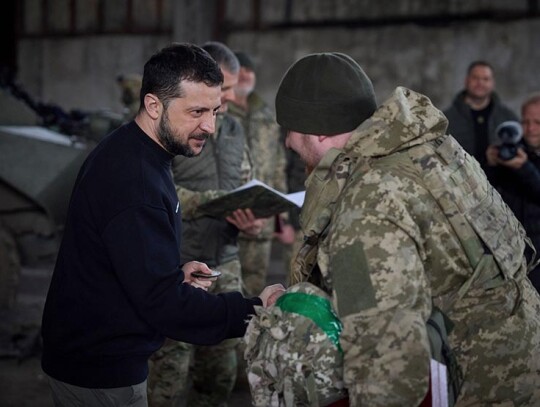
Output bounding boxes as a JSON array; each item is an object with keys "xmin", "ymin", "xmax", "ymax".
[{"xmin": 225, "ymin": 9, "xmax": 540, "ymax": 34}]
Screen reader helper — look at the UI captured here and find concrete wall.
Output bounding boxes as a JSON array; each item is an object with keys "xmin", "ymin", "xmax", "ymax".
[
  {"xmin": 18, "ymin": 36, "xmax": 170, "ymax": 113},
  {"xmin": 223, "ymin": 0, "xmax": 539, "ymax": 115},
  {"xmin": 14, "ymin": 0, "xmax": 540, "ymax": 118},
  {"xmin": 16, "ymin": 0, "xmax": 173, "ymax": 114},
  {"xmin": 227, "ymin": 19, "xmax": 540, "ymax": 115}
]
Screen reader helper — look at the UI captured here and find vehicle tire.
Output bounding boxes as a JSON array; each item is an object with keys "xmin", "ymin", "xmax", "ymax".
[{"xmin": 0, "ymin": 226, "xmax": 21, "ymax": 310}]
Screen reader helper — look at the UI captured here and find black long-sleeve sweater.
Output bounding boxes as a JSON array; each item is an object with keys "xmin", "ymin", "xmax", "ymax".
[{"xmin": 41, "ymin": 121, "xmax": 261, "ymax": 388}]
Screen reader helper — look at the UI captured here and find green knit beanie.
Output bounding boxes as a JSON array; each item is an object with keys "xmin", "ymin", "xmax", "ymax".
[{"xmin": 275, "ymin": 52, "xmax": 376, "ymax": 135}]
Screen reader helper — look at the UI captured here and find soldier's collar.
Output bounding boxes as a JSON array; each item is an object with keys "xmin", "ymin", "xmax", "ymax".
[{"xmin": 301, "ymin": 148, "xmax": 350, "ymax": 240}]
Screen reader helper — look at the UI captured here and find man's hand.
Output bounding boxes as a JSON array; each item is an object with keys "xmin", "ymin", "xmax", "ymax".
[
  {"xmin": 258, "ymin": 284, "xmax": 286, "ymax": 307},
  {"xmin": 182, "ymin": 261, "xmax": 217, "ymax": 291},
  {"xmin": 226, "ymin": 208, "xmax": 268, "ymax": 236},
  {"xmin": 486, "ymin": 145, "xmax": 500, "ymax": 167},
  {"xmin": 499, "ymin": 148, "xmax": 528, "ymax": 170},
  {"xmin": 486, "ymin": 145, "xmax": 528, "ymax": 170},
  {"xmin": 274, "ymin": 223, "xmax": 296, "ymax": 245}
]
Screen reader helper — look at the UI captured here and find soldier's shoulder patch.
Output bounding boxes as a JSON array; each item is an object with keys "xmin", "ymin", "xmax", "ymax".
[{"xmin": 331, "ymin": 243, "xmax": 377, "ymax": 317}]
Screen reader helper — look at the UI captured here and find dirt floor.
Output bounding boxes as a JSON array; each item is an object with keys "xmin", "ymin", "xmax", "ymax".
[
  {"xmin": 0, "ymin": 264, "xmax": 55, "ymax": 407},
  {"xmin": 0, "ymin": 244, "xmax": 289, "ymax": 407}
]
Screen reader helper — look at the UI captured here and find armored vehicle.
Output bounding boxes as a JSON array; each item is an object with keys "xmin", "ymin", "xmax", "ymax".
[{"xmin": 0, "ymin": 76, "xmax": 122, "ymax": 309}]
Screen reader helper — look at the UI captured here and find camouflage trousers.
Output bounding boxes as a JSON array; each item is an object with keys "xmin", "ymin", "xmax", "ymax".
[
  {"xmin": 147, "ymin": 259, "xmax": 242, "ymax": 407},
  {"xmin": 147, "ymin": 339, "xmax": 191, "ymax": 407},
  {"xmin": 236, "ymin": 236, "xmax": 272, "ymax": 393},
  {"xmin": 238, "ymin": 237, "xmax": 272, "ymax": 297}
]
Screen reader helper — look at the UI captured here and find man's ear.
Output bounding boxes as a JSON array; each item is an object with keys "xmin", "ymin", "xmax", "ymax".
[
  {"xmin": 317, "ymin": 135, "xmax": 329, "ymax": 142},
  {"xmin": 143, "ymin": 93, "xmax": 161, "ymax": 120}
]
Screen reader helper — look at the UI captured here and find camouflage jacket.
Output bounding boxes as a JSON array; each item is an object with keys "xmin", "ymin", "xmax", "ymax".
[
  {"xmin": 230, "ymin": 92, "xmax": 287, "ymax": 240},
  {"xmin": 173, "ymin": 114, "xmax": 252, "ymax": 219},
  {"xmin": 229, "ymin": 92, "xmax": 286, "ymax": 191},
  {"xmin": 291, "ymin": 87, "xmax": 540, "ymax": 406},
  {"xmin": 172, "ymin": 114, "xmax": 252, "ymax": 266}
]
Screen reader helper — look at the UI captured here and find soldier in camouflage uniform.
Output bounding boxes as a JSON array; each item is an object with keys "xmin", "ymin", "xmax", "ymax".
[
  {"xmin": 247, "ymin": 52, "xmax": 540, "ymax": 406},
  {"xmin": 280, "ymin": 128, "xmax": 308, "ymax": 281},
  {"xmin": 229, "ymin": 51, "xmax": 288, "ymax": 297},
  {"xmin": 147, "ymin": 42, "xmax": 267, "ymax": 407}
]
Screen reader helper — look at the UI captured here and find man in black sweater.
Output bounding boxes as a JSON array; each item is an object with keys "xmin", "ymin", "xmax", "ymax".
[{"xmin": 41, "ymin": 43, "xmax": 284, "ymax": 406}]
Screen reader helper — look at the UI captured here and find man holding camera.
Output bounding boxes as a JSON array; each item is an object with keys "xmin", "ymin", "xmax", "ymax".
[
  {"xmin": 444, "ymin": 61, "xmax": 518, "ymax": 169},
  {"xmin": 486, "ymin": 93, "xmax": 540, "ymax": 292}
]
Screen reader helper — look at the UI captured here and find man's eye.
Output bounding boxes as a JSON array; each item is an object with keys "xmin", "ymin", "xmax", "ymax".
[{"xmin": 192, "ymin": 110, "xmax": 203, "ymax": 117}]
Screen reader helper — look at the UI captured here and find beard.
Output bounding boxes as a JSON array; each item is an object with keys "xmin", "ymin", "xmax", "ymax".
[
  {"xmin": 157, "ymin": 109, "xmax": 210, "ymax": 157},
  {"xmin": 235, "ymin": 84, "xmax": 254, "ymax": 98}
]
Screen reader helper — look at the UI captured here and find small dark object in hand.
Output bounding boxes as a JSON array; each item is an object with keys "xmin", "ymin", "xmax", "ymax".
[{"xmin": 191, "ymin": 270, "xmax": 222, "ymax": 279}]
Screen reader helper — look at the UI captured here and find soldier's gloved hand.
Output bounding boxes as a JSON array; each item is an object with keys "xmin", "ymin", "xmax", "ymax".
[{"xmin": 258, "ymin": 284, "xmax": 286, "ymax": 307}]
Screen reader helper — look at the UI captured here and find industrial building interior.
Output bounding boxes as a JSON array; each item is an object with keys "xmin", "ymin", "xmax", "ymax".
[{"xmin": 1, "ymin": 1, "xmax": 539, "ymax": 406}]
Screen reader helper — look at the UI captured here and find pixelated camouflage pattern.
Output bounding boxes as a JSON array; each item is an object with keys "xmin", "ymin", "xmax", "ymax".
[
  {"xmin": 239, "ymin": 238, "xmax": 272, "ymax": 297},
  {"xmin": 186, "ymin": 258, "xmax": 242, "ymax": 407},
  {"xmin": 146, "ymin": 258, "xmax": 243, "ymax": 406},
  {"xmin": 147, "ymin": 339, "xmax": 192, "ymax": 407},
  {"xmin": 230, "ymin": 92, "xmax": 288, "ymax": 299},
  {"xmin": 229, "ymin": 92, "xmax": 287, "ymax": 200},
  {"xmin": 290, "ymin": 87, "xmax": 540, "ymax": 406},
  {"xmin": 173, "ymin": 114, "xmax": 253, "ymax": 220},
  {"xmin": 176, "ymin": 187, "xmax": 227, "ymax": 220},
  {"xmin": 187, "ymin": 337, "xmax": 239, "ymax": 407},
  {"xmin": 244, "ymin": 282, "xmax": 347, "ymax": 406},
  {"xmin": 117, "ymin": 73, "xmax": 142, "ymax": 121},
  {"xmin": 154, "ymin": 114, "xmax": 249, "ymax": 406}
]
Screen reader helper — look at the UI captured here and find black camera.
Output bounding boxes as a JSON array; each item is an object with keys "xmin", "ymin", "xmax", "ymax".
[{"xmin": 496, "ymin": 121, "xmax": 523, "ymax": 161}]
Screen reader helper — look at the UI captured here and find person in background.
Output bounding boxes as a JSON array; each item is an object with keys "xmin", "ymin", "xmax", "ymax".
[
  {"xmin": 229, "ymin": 50, "xmax": 288, "ymax": 297},
  {"xmin": 41, "ymin": 43, "xmax": 283, "ymax": 407},
  {"xmin": 227, "ymin": 50, "xmax": 291, "ymax": 396},
  {"xmin": 147, "ymin": 42, "xmax": 267, "ymax": 407},
  {"xmin": 117, "ymin": 73, "xmax": 142, "ymax": 121},
  {"xmin": 444, "ymin": 60, "xmax": 518, "ymax": 169},
  {"xmin": 278, "ymin": 126, "xmax": 308, "ymax": 281},
  {"xmin": 262, "ymin": 51, "xmax": 540, "ymax": 406},
  {"xmin": 486, "ymin": 92, "xmax": 540, "ymax": 293}
]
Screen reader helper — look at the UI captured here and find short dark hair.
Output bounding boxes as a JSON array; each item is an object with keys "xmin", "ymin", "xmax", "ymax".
[
  {"xmin": 522, "ymin": 92, "xmax": 540, "ymax": 114},
  {"xmin": 234, "ymin": 51, "xmax": 255, "ymax": 71},
  {"xmin": 467, "ymin": 60, "xmax": 494, "ymax": 75},
  {"xmin": 139, "ymin": 43, "xmax": 223, "ymax": 109},
  {"xmin": 201, "ymin": 41, "xmax": 240, "ymax": 74}
]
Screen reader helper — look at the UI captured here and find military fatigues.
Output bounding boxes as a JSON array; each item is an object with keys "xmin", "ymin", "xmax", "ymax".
[
  {"xmin": 148, "ymin": 339, "xmax": 192, "ymax": 407},
  {"xmin": 282, "ymin": 87, "xmax": 540, "ymax": 406},
  {"xmin": 245, "ymin": 282, "xmax": 347, "ymax": 406},
  {"xmin": 147, "ymin": 114, "xmax": 251, "ymax": 407},
  {"xmin": 117, "ymin": 74, "xmax": 142, "ymax": 121},
  {"xmin": 282, "ymin": 141, "xmax": 308, "ymax": 281},
  {"xmin": 229, "ymin": 92, "xmax": 287, "ymax": 297}
]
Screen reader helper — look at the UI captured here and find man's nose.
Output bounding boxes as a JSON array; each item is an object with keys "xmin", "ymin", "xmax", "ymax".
[
  {"xmin": 223, "ymin": 88, "xmax": 235, "ymax": 102},
  {"xmin": 201, "ymin": 115, "xmax": 216, "ymax": 134}
]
